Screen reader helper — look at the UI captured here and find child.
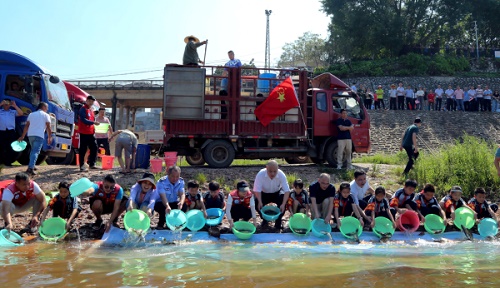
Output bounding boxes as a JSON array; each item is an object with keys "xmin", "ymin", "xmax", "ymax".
[
  {"xmin": 468, "ymin": 187, "xmax": 498, "ymax": 221},
  {"xmin": 427, "ymin": 90, "xmax": 435, "ymax": 111},
  {"xmin": 389, "ymin": 179, "xmax": 417, "ymax": 218},
  {"xmin": 203, "ymin": 181, "xmax": 226, "ymax": 210},
  {"xmin": 127, "ymin": 172, "xmax": 157, "ymax": 217},
  {"xmin": 226, "ymin": 180, "xmax": 257, "ymax": 228},
  {"xmin": 40, "ymin": 181, "xmax": 81, "ymax": 231},
  {"xmin": 334, "ymin": 182, "xmax": 364, "ymax": 228},
  {"xmin": 439, "ymin": 186, "xmax": 476, "ymax": 220},
  {"xmin": 411, "ymin": 183, "xmax": 446, "ymax": 222},
  {"xmin": 182, "ymin": 180, "xmax": 207, "ymax": 217},
  {"xmin": 286, "ymin": 179, "xmax": 310, "ymax": 216},
  {"xmin": 365, "ymin": 186, "xmax": 396, "ymax": 229}
]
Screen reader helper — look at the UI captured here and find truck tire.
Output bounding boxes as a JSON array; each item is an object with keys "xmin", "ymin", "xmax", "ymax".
[
  {"xmin": 284, "ymin": 156, "xmax": 311, "ymax": 164},
  {"xmin": 325, "ymin": 142, "xmax": 339, "ymax": 168},
  {"xmin": 17, "ymin": 148, "xmax": 47, "ymax": 166},
  {"xmin": 202, "ymin": 140, "xmax": 235, "ymax": 168},
  {"xmin": 46, "ymin": 149, "xmax": 75, "ymax": 165},
  {"xmin": 186, "ymin": 150, "xmax": 205, "ymax": 166}
]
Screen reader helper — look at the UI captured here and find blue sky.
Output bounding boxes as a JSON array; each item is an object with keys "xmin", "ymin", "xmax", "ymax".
[{"xmin": 0, "ymin": 0, "xmax": 330, "ymax": 81}]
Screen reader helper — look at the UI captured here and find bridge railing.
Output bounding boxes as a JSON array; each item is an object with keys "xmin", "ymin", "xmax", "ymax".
[{"xmin": 68, "ymin": 80, "xmax": 164, "ymax": 90}]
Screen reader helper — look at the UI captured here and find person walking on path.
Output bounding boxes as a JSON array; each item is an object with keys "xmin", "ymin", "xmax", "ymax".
[
  {"xmin": 336, "ymin": 109, "xmax": 354, "ymax": 169},
  {"xmin": 182, "ymin": 35, "xmax": 207, "ymax": 66},
  {"xmin": 0, "ymin": 99, "xmax": 23, "ymax": 166},
  {"xmin": 94, "ymin": 107, "xmax": 113, "ymax": 156},
  {"xmin": 78, "ymin": 95, "xmax": 100, "ymax": 171},
  {"xmin": 18, "ymin": 102, "xmax": 52, "ymax": 175},
  {"xmin": 400, "ymin": 118, "xmax": 422, "ymax": 176}
]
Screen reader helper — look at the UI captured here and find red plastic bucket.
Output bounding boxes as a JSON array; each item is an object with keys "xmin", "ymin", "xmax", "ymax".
[
  {"xmin": 100, "ymin": 155, "xmax": 115, "ymax": 170},
  {"xmin": 164, "ymin": 152, "xmax": 178, "ymax": 168},
  {"xmin": 396, "ymin": 210, "xmax": 420, "ymax": 232},
  {"xmin": 150, "ymin": 159, "xmax": 163, "ymax": 173}
]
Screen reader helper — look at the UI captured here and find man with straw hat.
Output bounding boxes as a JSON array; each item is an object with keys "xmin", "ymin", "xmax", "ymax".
[
  {"xmin": 127, "ymin": 172, "xmax": 158, "ymax": 217},
  {"xmin": 182, "ymin": 35, "xmax": 208, "ymax": 66}
]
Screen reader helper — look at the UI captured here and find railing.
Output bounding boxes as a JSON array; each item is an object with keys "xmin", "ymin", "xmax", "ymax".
[{"xmin": 68, "ymin": 80, "xmax": 164, "ymax": 90}]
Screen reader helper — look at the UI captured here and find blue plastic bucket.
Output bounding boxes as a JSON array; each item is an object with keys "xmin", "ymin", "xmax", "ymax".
[
  {"xmin": 206, "ymin": 208, "xmax": 224, "ymax": 226},
  {"xmin": 478, "ymin": 218, "xmax": 498, "ymax": 238},
  {"xmin": 11, "ymin": 140, "xmax": 27, "ymax": 152},
  {"xmin": 135, "ymin": 144, "xmax": 151, "ymax": 169},
  {"xmin": 166, "ymin": 209, "xmax": 187, "ymax": 231},
  {"xmin": 257, "ymin": 73, "xmax": 277, "ymax": 94},
  {"xmin": 186, "ymin": 209, "xmax": 206, "ymax": 232},
  {"xmin": 311, "ymin": 218, "xmax": 332, "ymax": 238},
  {"xmin": 261, "ymin": 205, "xmax": 281, "ymax": 222},
  {"xmin": 0, "ymin": 229, "xmax": 24, "ymax": 246},
  {"xmin": 70, "ymin": 177, "xmax": 93, "ymax": 197}
]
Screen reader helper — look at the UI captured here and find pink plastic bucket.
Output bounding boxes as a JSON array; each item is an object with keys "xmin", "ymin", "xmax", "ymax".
[
  {"xmin": 100, "ymin": 155, "xmax": 115, "ymax": 170},
  {"xmin": 150, "ymin": 159, "xmax": 163, "ymax": 173},
  {"xmin": 396, "ymin": 210, "xmax": 420, "ymax": 233},
  {"xmin": 164, "ymin": 152, "xmax": 178, "ymax": 168}
]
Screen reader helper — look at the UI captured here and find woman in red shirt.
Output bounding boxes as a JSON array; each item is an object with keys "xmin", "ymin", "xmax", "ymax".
[{"xmin": 427, "ymin": 91, "xmax": 436, "ymax": 111}]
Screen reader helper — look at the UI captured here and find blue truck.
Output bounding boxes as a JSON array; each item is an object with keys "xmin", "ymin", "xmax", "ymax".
[{"xmin": 0, "ymin": 51, "xmax": 74, "ymax": 165}]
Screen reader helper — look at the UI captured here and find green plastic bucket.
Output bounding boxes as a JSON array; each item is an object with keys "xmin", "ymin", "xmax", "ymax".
[
  {"xmin": 478, "ymin": 218, "xmax": 498, "ymax": 238},
  {"xmin": 232, "ymin": 221, "xmax": 256, "ymax": 240},
  {"xmin": 339, "ymin": 216, "xmax": 362, "ymax": 240},
  {"xmin": 424, "ymin": 214, "xmax": 446, "ymax": 234},
  {"xmin": 311, "ymin": 218, "xmax": 332, "ymax": 238},
  {"xmin": 186, "ymin": 209, "xmax": 206, "ymax": 232},
  {"xmin": 11, "ymin": 140, "xmax": 27, "ymax": 152},
  {"xmin": 373, "ymin": 217, "xmax": 396, "ymax": 238},
  {"xmin": 166, "ymin": 209, "xmax": 187, "ymax": 231},
  {"xmin": 454, "ymin": 207, "xmax": 475, "ymax": 230},
  {"xmin": 289, "ymin": 213, "xmax": 312, "ymax": 236},
  {"xmin": 0, "ymin": 229, "xmax": 24, "ymax": 246},
  {"xmin": 123, "ymin": 209, "xmax": 151, "ymax": 233},
  {"xmin": 70, "ymin": 177, "xmax": 93, "ymax": 197},
  {"xmin": 39, "ymin": 217, "xmax": 67, "ymax": 241},
  {"xmin": 95, "ymin": 123, "xmax": 110, "ymax": 134},
  {"xmin": 206, "ymin": 208, "xmax": 224, "ymax": 226},
  {"xmin": 261, "ymin": 205, "xmax": 281, "ymax": 222}
]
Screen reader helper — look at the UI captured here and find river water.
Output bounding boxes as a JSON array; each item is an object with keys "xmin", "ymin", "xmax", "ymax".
[{"xmin": 1, "ymin": 240, "xmax": 500, "ymax": 287}]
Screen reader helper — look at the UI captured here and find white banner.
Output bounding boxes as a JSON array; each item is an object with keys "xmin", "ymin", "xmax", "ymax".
[{"xmin": 495, "ymin": 51, "xmax": 500, "ymax": 58}]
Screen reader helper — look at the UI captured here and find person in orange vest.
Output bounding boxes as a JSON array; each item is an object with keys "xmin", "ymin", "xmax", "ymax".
[
  {"xmin": 78, "ymin": 95, "xmax": 100, "ymax": 171},
  {"xmin": 0, "ymin": 172, "xmax": 47, "ymax": 233},
  {"xmin": 226, "ymin": 180, "xmax": 257, "ymax": 229}
]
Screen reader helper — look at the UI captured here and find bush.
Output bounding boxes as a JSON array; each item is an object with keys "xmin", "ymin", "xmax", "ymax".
[{"xmin": 411, "ymin": 135, "xmax": 500, "ymax": 200}]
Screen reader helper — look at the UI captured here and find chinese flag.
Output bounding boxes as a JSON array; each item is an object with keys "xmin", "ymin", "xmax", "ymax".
[{"xmin": 254, "ymin": 77, "xmax": 299, "ymax": 126}]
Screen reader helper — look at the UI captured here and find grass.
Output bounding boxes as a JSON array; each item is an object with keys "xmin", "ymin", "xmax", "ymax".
[
  {"xmin": 177, "ymin": 157, "xmax": 286, "ymax": 167},
  {"xmin": 194, "ymin": 173, "xmax": 207, "ymax": 185},
  {"xmin": 353, "ymin": 151, "xmax": 407, "ymax": 165}
]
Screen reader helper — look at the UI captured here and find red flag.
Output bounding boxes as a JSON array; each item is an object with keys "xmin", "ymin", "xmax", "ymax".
[{"xmin": 254, "ymin": 77, "xmax": 299, "ymax": 126}]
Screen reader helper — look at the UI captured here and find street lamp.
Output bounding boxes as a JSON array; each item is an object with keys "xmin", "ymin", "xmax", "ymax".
[{"xmin": 265, "ymin": 10, "xmax": 272, "ymax": 69}]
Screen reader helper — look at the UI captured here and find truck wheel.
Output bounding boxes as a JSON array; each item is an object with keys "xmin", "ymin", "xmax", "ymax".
[
  {"xmin": 325, "ymin": 142, "xmax": 339, "ymax": 168},
  {"xmin": 17, "ymin": 147, "xmax": 47, "ymax": 165},
  {"xmin": 203, "ymin": 140, "xmax": 235, "ymax": 168},
  {"xmin": 284, "ymin": 156, "xmax": 311, "ymax": 164},
  {"xmin": 46, "ymin": 149, "xmax": 75, "ymax": 165},
  {"xmin": 186, "ymin": 150, "xmax": 205, "ymax": 166}
]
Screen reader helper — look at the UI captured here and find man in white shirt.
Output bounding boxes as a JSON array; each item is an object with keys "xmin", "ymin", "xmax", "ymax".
[
  {"xmin": 476, "ymin": 85, "xmax": 484, "ymax": 111},
  {"xmin": 444, "ymin": 85, "xmax": 455, "ymax": 111},
  {"xmin": 349, "ymin": 170, "xmax": 375, "ymax": 211},
  {"xmin": 253, "ymin": 160, "xmax": 291, "ymax": 229},
  {"xmin": 467, "ymin": 86, "xmax": 477, "ymax": 111},
  {"xmin": 396, "ymin": 83, "xmax": 406, "ymax": 110},
  {"xmin": 18, "ymin": 102, "xmax": 52, "ymax": 175},
  {"xmin": 484, "ymin": 85, "xmax": 492, "ymax": 112},
  {"xmin": 435, "ymin": 85, "xmax": 444, "ymax": 111}
]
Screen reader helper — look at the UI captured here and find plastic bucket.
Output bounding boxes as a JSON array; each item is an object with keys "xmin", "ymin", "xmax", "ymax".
[
  {"xmin": 186, "ymin": 209, "xmax": 206, "ymax": 232},
  {"xmin": 261, "ymin": 205, "xmax": 281, "ymax": 222},
  {"xmin": 454, "ymin": 207, "xmax": 475, "ymax": 230},
  {"xmin": 135, "ymin": 144, "xmax": 151, "ymax": 169},
  {"xmin": 69, "ymin": 177, "xmax": 93, "ymax": 197},
  {"xmin": 257, "ymin": 73, "xmax": 277, "ymax": 94},
  {"xmin": 11, "ymin": 140, "xmax": 27, "ymax": 152},
  {"xmin": 164, "ymin": 152, "xmax": 178, "ymax": 168},
  {"xmin": 396, "ymin": 210, "xmax": 420, "ymax": 233},
  {"xmin": 424, "ymin": 214, "xmax": 446, "ymax": 234},
  {"xmin": 95, "ymin": 123, "xmax": 110, "ymax": 134},
  {"xmin": 373, "ymin": 217, "xmax": 396, "ymax": 238},
  {"xmin": 166, "ymin": 209, "xmax": 187, "ymax": 231},
  {"xmin": 100, "ymin": 155, "xmax": 115, "ymax": 170},
  {"xmin": 206, "ymin": 208, "xmax": 224, "ymax": 226},
  {"xmin": 150, "ymin": 159, "xmax": 163, "ymax": 173},
  {"xmin": 232, "ymin": 221, "xmax": 256, "ymax": 240},
  {"xmin": 0, "ymin": 229, "xmax": 24, "ymax": 246},
  {"xmin": 339, "ymin": 216, "xmax": 362, "ymax": 240},
  {"xmin": 39, "ymin": 217, "xmax": 67, "ymax": 241},
  {"xmin": 311, "ymin": 218, "xmax": 332, "ymax": 238},
  {"xmin": 289, "ymin": 213, "xmax": 312, "ymax": 236},
  {"xmin": 478, "ymin": 218, "xmax": 498, "ymax": 238},
  {"xmin": 123, "ymin": 209, "xmax": 151, "ymax": 233}
]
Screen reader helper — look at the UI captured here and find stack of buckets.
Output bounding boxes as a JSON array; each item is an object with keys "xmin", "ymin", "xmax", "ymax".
[{"xmin": 164, "ymin": 152, "xmax": 178, "ymax": 169}]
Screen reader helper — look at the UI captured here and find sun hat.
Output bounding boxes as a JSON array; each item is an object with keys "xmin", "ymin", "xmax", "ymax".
[
  {"xmin": 237, "ymin": 181, "xmax": 250, "ymax": 192},
  {"xmin": 184, "ymin": 35, "xmax": 200, "ymax": 43},
  {"xmin": 137, "ymin": 172, "xmax": 156, "ymax": 188}
]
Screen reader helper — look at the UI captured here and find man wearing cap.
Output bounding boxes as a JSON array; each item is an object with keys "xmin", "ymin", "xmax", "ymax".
[
  {"xmin": 154, "ymin": 166, "xmax": 185, "ymax": 229},
  {"xmin": 95, "ymin": 107, "xmax": 113, "ymax": 156},
  {"xmin": 400, "ymin": 118, "xmax": 422, "ymax": 175},
  {"xmin": 78, "ymin": 95, "xmax": 100, "ymax": 171},
  {"xmin": 182, "ymin": 35, "xmax": 208, "ymax": 66},
  {"xmin": 0, "ymin": 99, "xmax": 23, "ymax": 166},
  {"xmin": 253, "ymin": 160, "xmax": 291, "ymax": 230},
  {"xmin": 375, "ymin": 85, "xmax": 385, "ymax": 110},
  {"xmin": 127, "ymin": 172, "xmax": 158, "ymax": 217},
  {"xmin": 226, "ymin": 180, "xmax": 257, "ymax": 228},
  {"xmin": 18, "ymin": 102, "xmax": 52, "ymax": 176}
]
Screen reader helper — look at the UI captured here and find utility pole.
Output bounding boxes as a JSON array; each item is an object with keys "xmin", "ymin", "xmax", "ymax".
[
  {"xmin": 265, "ymin": 10, "xmax": 272, "ymax": 69},
  {"xmin": 474, "ymin": 21, "xmax": 479, "ymax": 60}
]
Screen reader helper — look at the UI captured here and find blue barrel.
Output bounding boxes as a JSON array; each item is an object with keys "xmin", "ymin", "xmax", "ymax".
[
  {"xmin": 135, "ymin": 144, "xmax": 151, "ymax": 169},
  {"xmin": 257, "ymin": 73, "xmax": 277, "ymax": 94}
]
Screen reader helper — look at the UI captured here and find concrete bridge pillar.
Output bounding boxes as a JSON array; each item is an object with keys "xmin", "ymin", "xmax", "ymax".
[{"xmin": 125, "ymin": 106, "xmax": 131, "ymax": 129}]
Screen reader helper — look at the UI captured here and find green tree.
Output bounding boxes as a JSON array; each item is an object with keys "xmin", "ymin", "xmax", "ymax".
[{"xmin": 277, "ymin": 32, "xmax": 328, "ymax": 68}]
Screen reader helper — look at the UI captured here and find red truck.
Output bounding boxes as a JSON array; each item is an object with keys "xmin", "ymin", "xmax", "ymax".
[{"xmin": 161, "ymin": 65, "xmax": 370, "ymax": 168}]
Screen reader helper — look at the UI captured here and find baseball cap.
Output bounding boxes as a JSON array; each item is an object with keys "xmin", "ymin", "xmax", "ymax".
[
  {"xmin": 450, "ymin": 186, "xmax": 462, "ymax": 193},
  {"xmin": 87, "ymin": 95, "xmax": 96, "ymax": 101},
  {"xmin": 236, "ymin": 181, "xmax": 250, "ymax": 192}
]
